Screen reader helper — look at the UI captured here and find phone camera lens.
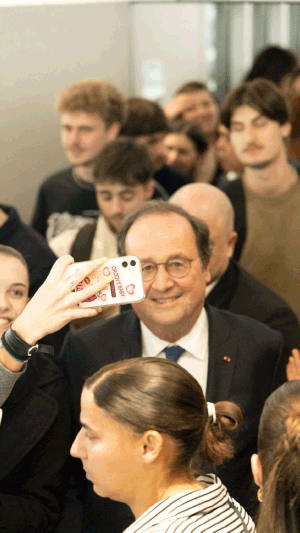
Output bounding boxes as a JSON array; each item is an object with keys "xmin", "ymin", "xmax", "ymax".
[
  {"xmin": 130, "ymin": 260, "xmax": 136, "ymax": 266},
  {"xmin": 122, "ymin": 261, "xmax": 128, "ymax": 268}
]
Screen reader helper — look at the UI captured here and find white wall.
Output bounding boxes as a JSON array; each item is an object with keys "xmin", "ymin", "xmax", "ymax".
[
  {"xmin": 130, "ymin": 3, "xmax": 208, "ymax": 105},
  {"xmin": 0, "ymin": 2, "xmax": 130, "ymax": 222}
]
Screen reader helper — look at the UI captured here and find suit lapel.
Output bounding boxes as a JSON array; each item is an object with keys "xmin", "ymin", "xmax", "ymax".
[
  {"xmin": 118, "ymin": 311, "xmax": 142, "ymax": 360},
  {"xmin": 206, "ymin": 304, "xmax": 239, "ymax": 403}
]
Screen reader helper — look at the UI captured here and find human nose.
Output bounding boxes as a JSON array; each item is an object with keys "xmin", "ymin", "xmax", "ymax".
[
  {"xmin": 70, "ymin": 428, "xmax": 87, "ymax": 460},
  {"xmin": 150, "ymin": 264, "xmax": 175, "ymax": 291},
  {"xmin": 110, "ymin": 196, "xmax": 122, "ymax": 215},
  {"xmin": 166, "ymin": 149, "xmax": 178, "ymax": 166}
]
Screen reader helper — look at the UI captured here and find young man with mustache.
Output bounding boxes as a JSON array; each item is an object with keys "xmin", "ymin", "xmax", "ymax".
[{"xmin": 221, "ymin": 78, "xmax": 300, "ymax": 324}]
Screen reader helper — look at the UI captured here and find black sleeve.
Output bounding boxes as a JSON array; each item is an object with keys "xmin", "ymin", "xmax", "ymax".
[
  {"xmin": 264, "ymin": 307, "xmax": 300, "ymax": 354},
  {"xmin": 0, "ymin": 379, "xmax": 72, "ymax": 533},
  {"xmin": 31, "ymin": 185, "xmax": 50, "ymax": 237}
]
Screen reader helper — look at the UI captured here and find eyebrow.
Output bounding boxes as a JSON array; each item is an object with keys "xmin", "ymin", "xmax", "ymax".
[
  {"xmin": 231, "ymin": 113, "xmax": 262, "ymax": 126},
  {"xmin": 10, "ymin": 283, "xmax": 27, "ymax": 288},
  {"xmin": 141, "ymin": 253, "xmax": 190, "ymax": 263}
]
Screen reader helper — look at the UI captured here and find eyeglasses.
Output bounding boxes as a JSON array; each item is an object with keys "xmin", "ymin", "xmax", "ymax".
[{"xmin": 141, "ymin": 257, "xmax": 199, "ymax": 282}]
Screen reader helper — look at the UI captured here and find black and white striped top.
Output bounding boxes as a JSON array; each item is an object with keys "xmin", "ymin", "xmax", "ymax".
[{"xmin": 123, "ymin": 474, "xmax": 256, "ymax": 533}]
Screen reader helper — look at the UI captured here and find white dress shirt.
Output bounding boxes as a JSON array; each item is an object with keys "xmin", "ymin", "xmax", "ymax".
[{"xmin": 141, "ymin": 308, "xmax": 209, "ymax": 394}]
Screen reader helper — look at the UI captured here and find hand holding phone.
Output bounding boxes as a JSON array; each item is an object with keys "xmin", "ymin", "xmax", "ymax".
[{"xmin": 64, "ymin": 256, "xmax": 145, "ymax": 307}]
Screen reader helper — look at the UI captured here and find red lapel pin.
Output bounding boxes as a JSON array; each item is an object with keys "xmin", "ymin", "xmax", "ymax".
[{"xmin": 223, "ymin": 356, "xmax": 231, "ymax": 362}]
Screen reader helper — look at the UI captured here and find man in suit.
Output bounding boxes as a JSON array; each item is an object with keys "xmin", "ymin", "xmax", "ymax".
[
  {"xmin": 170, "ymin": 182, "xmax": 300, "ymax": 352},
  {"xmin": 60, "ymin": 201, "xmax": 287, "ymax": 531}
]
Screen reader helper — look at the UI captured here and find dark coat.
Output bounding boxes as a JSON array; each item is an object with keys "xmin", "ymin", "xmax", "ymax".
[
  {"xmin": 0, "ymin": 204, "xmax": 69, "ymax": 354},
  {"xmin": 207, "ymin": 259, "xmax": 300, "ymax": 351},
  {"xmin": 59, "ymin": 304, "xmax": 287, "ymax": 531},
  {"xmin": 0, "ymin": 354, "xmax": 72, "ymax": 533}
]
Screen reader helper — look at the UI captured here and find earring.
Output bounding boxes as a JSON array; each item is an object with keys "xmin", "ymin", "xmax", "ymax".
[{"xmin": 257, "ymin": 488, "xmax": 263, "ymax": 503}]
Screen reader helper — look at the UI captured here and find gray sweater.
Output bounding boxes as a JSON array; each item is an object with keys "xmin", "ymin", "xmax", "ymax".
[{"xmin": 0, "ymin": 361, "xmax": 26, "ymax": 407}]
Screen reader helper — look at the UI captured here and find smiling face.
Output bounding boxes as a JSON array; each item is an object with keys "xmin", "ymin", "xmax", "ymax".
[
  {"xmin": 229, "ymin": 105, "xmax": 291, "ymax": 169},
  {"xmin": 163, "ymin": 133, "xmax": 199, "ymax": 175},
  {"xmin": 125, "ymin": 213, "xmax": 210, "ymax": 340},
  {"xmin": 60, "ymin": 111, "xmax": 118, "ymax": 167},
  {"xmin": 180, "ymin": 90, "xmax": 219, "ymax": 137},
  {"xmin": 95, "ymin": 180, "xmax": 154, "ymax": 233},
  {"xmin": 0, "ymin": 255, "xmax": 29, "ymax": 336},
  {"xmin": 71, "ymin": 387, "xmax": 143, "ymax": 503}
]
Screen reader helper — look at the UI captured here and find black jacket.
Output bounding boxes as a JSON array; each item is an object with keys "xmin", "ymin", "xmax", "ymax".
[
  {"xmin": 0, "ymin": 354, "xmax": 72, "ymax": 533},
  {"xmin": 31, "ymin": 168, "xmax": 99, "ymax": 237},
  {"xmin": 0, "ymin": 204, "xmax": 69, "ymax": 354},
  {"xmin": 59, "ymin": 304, "xmax": 287, "ymax": 531},
  {"xmin": 207, "ymin": 259, "xmax": 300, "ymax": 351}
]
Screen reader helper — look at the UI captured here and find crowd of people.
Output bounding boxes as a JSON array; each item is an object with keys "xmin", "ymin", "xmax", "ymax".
[{"xmin": 1, "ymin": 43, "xmax": 300, "ymax": 533}]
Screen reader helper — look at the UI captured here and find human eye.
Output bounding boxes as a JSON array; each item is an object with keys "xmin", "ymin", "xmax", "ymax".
[
  {"xmin": 99, "ymin": 193, "xmax": 111, "ymax": 202},
  {"xmin": 121, "ymin": 191, "xmax": 135, "ymax": 202},
  {"xmin": 254, "ymin": 117, "xmax": 267, "ymax": 128},
  {"xmin": 141, "ymin": 263, "xmax": 155, "ymax": 273},
  {"xmin": 168, "ymin": 258, "xmax": 186, "ymax": 269},
  {"xmin": 10, "ymin": 289, "xmax": 25, "ymax": 298},
  {"xmin": 231, "ymin": 123, "xmax": 244, "ymax": 132}
]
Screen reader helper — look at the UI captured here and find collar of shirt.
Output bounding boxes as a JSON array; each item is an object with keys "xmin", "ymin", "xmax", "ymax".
[
  {"xmin": 141, "ymin": 308, "xmax": 208, "ymax": 361},
  {"xmin": 205, "ymin": 278, "xmax": 219, "ymax": 297}
]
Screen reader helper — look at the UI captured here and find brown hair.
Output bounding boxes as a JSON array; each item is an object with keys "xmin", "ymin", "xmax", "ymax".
[
  {"xmin": 168, "ymin": 120, "xmax": 208, "ymax": 155},
  {"xmin": 94, "ymin": 138, "xmax": 153, "ymax": 186},
  {"xmin": 0, "ymin": 245, "xmax": 29, "ymax": 279},
  {"xmin": 116, "ymin": 200, "xmax": 211, "ymax": 268},
  {"xmin": 120, "ymin": 98, "xmax": 169, "ymax": 137},
  {"xmin": 175, "ymin": 81, "xmax": 218, "ymax": 104},
  {"xmin": 221, "ymin": 78, "xmax": 291, "ymax": 129},
  {"xmin": 256, "ymin": 380, "xmax": 300, "ymax": 533},
  {"xmin": 85, "ymin": 357, "xmax": 242, "ymax": 474},
  {"xmin": 55, "ymin": 79, "xmax": 125, "ymax": 127}
]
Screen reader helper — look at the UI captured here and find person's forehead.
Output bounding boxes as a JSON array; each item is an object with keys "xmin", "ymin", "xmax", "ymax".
[
  {"xmin": 95, "ymin": 181, "xmax": 137, "ymax": 194},
  {"xmin": 60, "ymin": 110, "xmax": 105, "ymax": 128},
  {"xmin": 0, "ymin": 255, "xmax": 29, "ymax": 287},
  {"xmin": 137, "ymin": 132, "xmax": 165, "ymax": 144},
  {"xmin": 231, "ymin": 105, "xmax": 263, "ymax": 123},
  {"xmin": 125, "ymin": 212, "xmax": 198, "ymax": 256},
  {"xmin": 188, "ymin": 90, "xmax": 215, "ymax": 104}
]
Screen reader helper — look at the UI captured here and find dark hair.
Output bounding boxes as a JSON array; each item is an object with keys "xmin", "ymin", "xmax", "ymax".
[
  {"xmin": 245, "ymin": 46, "xmax": 300, "ymax": 87},
  {"xmin": 168, "ymin": 120, "xmax": 208, "ymax": 155},
  {"xmin": 255, "ymin": 380, "xmax": 300, "ymax": 533},
  {"xmin": 85, "ymin": 357, "xmax": 242, "ymax": 474},
  {"xmin": 120, "ymin": 98, "xmax": 169, "ymax": 137},
  {"xmin": 0, "ymin": 245, "xmax": 29, "ymax": 279},
  {"xmin": 117, "ymin": 200, "xmax": 211, "ymax": 268},
  {"xmin": 175, "ymin": 81, "xmax": 218, "ymax": 104},
  {"xmin": 221, "ymin": 78, "xmax": 291, "ymax": 129},
  {"xmin": 55, "ymin": 79, "xmax": 125, "ymax": 127},
  {"xmin": 93, "ymin": 138, "xmax": 153, "ymax": 186}
]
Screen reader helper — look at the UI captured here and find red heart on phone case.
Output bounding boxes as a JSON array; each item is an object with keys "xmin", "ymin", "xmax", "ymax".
[
  {"xmin": 100, "ymin": 294, "xmax": 107, "ymax": 301},
  {"xmin": 103, "ymin": 267, "xmax": 111, "ymax": 276},
  {"xmin": 126, "ymin": 284, "xmax": 135, "ymax": 295}
]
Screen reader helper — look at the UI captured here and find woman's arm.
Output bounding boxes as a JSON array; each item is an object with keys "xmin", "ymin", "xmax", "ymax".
[{"xmin": 0, "ymin": 255, "xmax": 110, "ymax": 373}]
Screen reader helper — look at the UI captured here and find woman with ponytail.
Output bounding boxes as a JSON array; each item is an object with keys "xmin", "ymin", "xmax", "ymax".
[
  {"xmin": 251, "ymin": 380, "xmax": 300, "ymax": 533},
  {"xmin": 71, "ymin": 357, "xmax": 255, "ymax": 532}
]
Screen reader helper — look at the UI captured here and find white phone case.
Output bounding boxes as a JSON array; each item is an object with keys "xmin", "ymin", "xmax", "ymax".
[{"xmin": 64, "ymin": 256, "xmax": 145, "ymax": 307}]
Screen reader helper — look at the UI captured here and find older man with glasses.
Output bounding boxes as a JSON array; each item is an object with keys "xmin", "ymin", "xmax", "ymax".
[{"xmin": 60, "ymin": 201, "xmax": 287, "ymax": 533}]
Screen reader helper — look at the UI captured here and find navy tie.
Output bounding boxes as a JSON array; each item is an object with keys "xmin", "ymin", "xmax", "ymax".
[{"xmin": 164, "ymin": 345, "xmax": 185, "ymax": 363}]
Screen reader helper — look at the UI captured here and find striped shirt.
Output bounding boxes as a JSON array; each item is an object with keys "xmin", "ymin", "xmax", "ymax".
[{"xmin": 123, "ymin": 474, "xmax": 256, "ymax": 533}]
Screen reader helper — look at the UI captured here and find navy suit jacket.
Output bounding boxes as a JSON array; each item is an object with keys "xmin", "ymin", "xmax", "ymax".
[{"xmin": 60, "ymin": 304, "xmax": 287, "ymax": 531}]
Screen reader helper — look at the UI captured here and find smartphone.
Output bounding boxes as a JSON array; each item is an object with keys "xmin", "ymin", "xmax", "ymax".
[{"xmin": 64, "ymin": 256, "xmax": 145, "ymax": 307}]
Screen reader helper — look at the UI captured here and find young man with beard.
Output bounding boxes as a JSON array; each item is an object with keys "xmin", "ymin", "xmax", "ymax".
[
  {"xmin": 31, "ymin": 80, "xmax": 124, "ymax": 237},
  {"xmin": 220, "ymin": 78, "xmax": 300, "ymax": 323}
]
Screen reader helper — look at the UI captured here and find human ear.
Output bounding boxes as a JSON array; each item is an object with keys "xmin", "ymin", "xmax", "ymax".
[
  {"xmin": 280, "ymin": 122, "xmax": 292, "ymax": 139},
  {"xmin": 227, "ymin": 231, "xmax": 238, "ymax": 259},
  {"xmin": 107, "ymin": 122, "xmax": 121, "ymax": 141},
  {"xmin": 145, "ymin": 180, "xmax": 155, "ymax": 200},
  {"xmin": 251, "ymin": 453, "xmax": 263, "ymax": 488},
  {"xmin": 141, "ymin": 431, "xmax": 164, "ymax": 464}
]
